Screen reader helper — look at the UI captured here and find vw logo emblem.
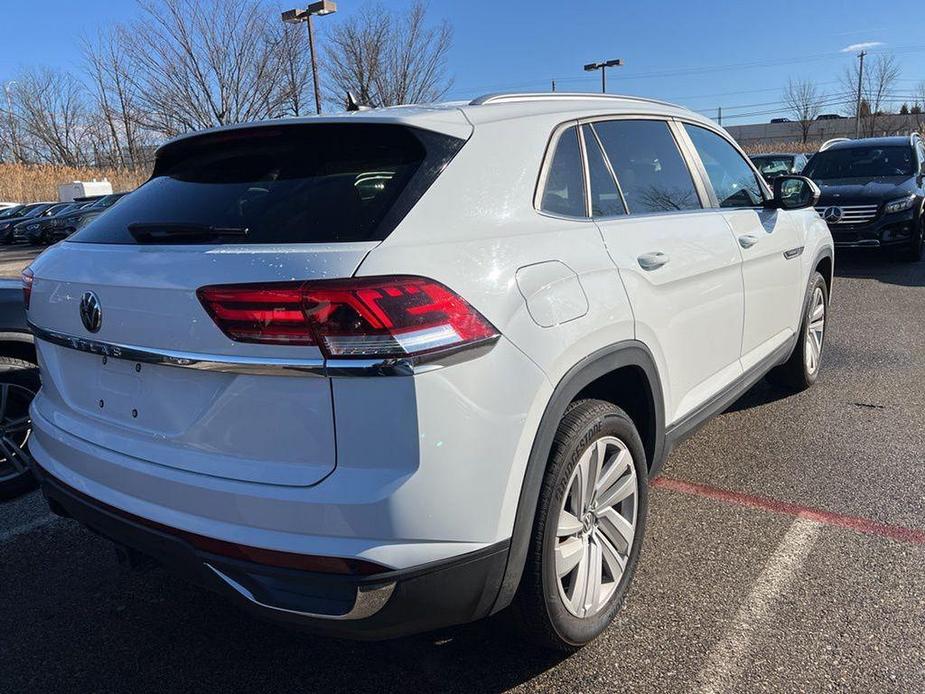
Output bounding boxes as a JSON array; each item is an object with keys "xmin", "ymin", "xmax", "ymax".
[
  {"xmin": 79, "ymin": 291, "xmax": 102, "ymax": 333},
  {"xmin": 823, "ymin": 206, "xmax": 843, "ymax": 223}
]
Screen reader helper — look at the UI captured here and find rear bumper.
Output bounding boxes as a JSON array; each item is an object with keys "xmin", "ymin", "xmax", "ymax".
[{"xmin": 34, "ymin": 461, "xmax": 509, "ymax": 640}]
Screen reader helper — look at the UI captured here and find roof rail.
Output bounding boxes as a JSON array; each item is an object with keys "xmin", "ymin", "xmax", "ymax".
[
  {"xmin": 469, "ymin": 92, "xmax": 680, "ymax": 109},
  {"xmin": 819, "ymin": 137, "xmax": 851, "ymax": 152}
]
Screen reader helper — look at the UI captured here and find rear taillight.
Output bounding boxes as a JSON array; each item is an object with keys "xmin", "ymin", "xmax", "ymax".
[
  {"xmin": 21, "ymin": 267, "xmax": 33, "ymax": 310},
  {"xmin": 197, "ymin": 276, "xmax": 499, "ymax": 360}
]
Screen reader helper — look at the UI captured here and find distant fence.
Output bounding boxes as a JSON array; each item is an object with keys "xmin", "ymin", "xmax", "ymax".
[
  {"xmin": 726, "ymin": 113, "xmax": 925, "ymax": 150},
  {"xmin": 0, "ymin": 163, "xmax": 150, "ymax": 204}
]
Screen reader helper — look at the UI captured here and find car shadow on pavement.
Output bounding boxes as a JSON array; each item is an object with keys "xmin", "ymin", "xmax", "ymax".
[
  {"xmin": 1, "ymin": 521, "xmax": 568, "ymax": 694},
  {"xmin": 833, "ymin": 249, "xmax": 924, "ymax": 287}
]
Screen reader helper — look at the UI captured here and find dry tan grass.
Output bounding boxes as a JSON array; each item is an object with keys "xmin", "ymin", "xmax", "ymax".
[
  {"xmin": 742, "ymin": 141, "xmax": 822, "ymax": 154},
  {"xmin": 0, "ymin": 163, "xmax": 150, "ymax": 203}
]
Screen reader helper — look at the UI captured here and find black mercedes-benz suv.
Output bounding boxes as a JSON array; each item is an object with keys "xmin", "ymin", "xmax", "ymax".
[{"xmin": 803, "ymin": 135, "xmax": 925, "ymax": 260}]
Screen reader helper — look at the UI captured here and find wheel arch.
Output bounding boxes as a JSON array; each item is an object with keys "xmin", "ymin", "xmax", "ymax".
[
  {"xmin": 490, "ymin": 340, "xmax": 665, "ymax": 614},
  {"xmin": 0, "ymin": 333, "xmax": 36, "ymax": 366}
]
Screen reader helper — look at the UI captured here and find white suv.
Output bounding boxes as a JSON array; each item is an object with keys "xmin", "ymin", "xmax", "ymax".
[{"xmin": 25, "ymin": 93, "xmax": 833, "ymax": 650}]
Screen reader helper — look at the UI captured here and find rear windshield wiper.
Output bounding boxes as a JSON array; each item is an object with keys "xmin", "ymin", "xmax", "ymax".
[{"xmin": 127, "ymin": 222, "xmax": 249, "ymax": 243}]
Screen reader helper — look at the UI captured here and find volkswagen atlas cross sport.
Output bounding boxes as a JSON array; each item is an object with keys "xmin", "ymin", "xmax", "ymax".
[
  {"xmin": 24, "ymin": 92, "xmax": 833, "ymax": 651},
  {"xmin": 804, "ymin": 134, "xmax": 925, "ymax": 261}
]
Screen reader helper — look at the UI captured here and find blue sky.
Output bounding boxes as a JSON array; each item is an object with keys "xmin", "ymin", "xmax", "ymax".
[{"xmin": 2, "ymin": 0, "xmax": 925, "ymax": 124}]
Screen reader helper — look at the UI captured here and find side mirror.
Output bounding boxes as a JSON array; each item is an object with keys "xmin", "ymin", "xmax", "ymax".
[{"xmin": 767, "ymin": 175, "xmax": 820, "ymax": 210}]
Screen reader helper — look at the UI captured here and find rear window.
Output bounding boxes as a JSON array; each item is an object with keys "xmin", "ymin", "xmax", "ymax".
[{"xmin": 71, "ymin": 124, "xmax": 463, "ymax": 245}]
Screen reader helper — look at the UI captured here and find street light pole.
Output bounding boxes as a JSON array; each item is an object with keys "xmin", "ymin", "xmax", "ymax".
[
  {"xmin": 282, "ymin": 1, "xmax": 337, "ymax": 115},
  {"xmin": 583, "ymin": 59, "xmax": 623, "ymax": 94},
  {"xmin": 305, "ymin": 14, "xmax": 322, "ymax": 115}
]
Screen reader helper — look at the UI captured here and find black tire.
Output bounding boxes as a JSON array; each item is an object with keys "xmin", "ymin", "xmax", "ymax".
[
  {"xmin": 900, "ymin": 221, "xmax": 924, "ymax": 262},
  {"xmin": 0, "ymin": 357, "xmax": 40, "ymax": 500},
  {"xmin": 766, "ymin": 271, "xmax": 828, "ymax": 392},
  {"xmin": 513, "ymin": 399, "xmax": 648, "ymax": 652}
]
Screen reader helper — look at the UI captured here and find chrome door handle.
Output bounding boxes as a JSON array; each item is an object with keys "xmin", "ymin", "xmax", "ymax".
[
  {"xmin": 637, "ymin": 251, "xmax": 669, "ymax": 271},
  {"xmin": 738, "ymin": 234, "xmax": 759, "ymax": 249}
]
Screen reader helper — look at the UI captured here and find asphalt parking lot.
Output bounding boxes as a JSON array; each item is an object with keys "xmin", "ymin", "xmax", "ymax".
[{"xmin": 1, "ymin": 247, "xmax": 923, "ymax": 693}]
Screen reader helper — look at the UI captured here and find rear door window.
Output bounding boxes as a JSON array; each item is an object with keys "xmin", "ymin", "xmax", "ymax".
[
  {"xmin": 70, "ymin": 124, "xmax": 464, "ymax": 245},
  {"xmin": 593, "ymin": 119, "xmax": 701, "ymax": 214}
]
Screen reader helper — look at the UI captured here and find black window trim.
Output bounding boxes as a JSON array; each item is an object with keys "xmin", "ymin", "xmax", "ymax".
[
  {"xmin": 582, "ymin": 114, "xmax": 711, "ymax": 219},
  {"xmin": 533, "ymin": 113, "xmax": 770, "ymax": 222},
  {"xmin": 534, "ymin": 120, "xmax": 592, "ymax": 221},
  {"xmin": 580, "ymin": 123, "xmax": 629, "ymax": 218}
]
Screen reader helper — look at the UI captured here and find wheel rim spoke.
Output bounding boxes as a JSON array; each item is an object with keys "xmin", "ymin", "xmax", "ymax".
[
  {"xmin": 557, "ymin": 511, "xmax": 583, "ymax": 537},
  {"xmin": 598, "ymin": 506, "xmax": 635, "ymax": 554},
  {"xmin": 594, "ymin": 447, "xmax": 630, "ymax": 500},
  {"xmin": 583, "ymin": 536, "xmax": 603, "ymax": 615},
  {"xmin": 567, "ymin": 539, "xmax": 590, "ymax": 614},
  {"xmin": 596, "ymin": 471, "xmax": 635, "ymax": 511},
  {"xmin": 556, "ymin": 536, "xmax": 584, "ymax": 577}
]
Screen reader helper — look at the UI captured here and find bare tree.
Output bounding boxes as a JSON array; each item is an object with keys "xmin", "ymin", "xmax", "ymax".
[
  {"xmin": 82, "ymin": 27, "xmax": 153, "ymax": 167},
  {"xmin": 116, "ymin": 0, "xmax": 306, "ymax": 137},
  {"xmin": 841, "ymin": 53, "xmax": 901, "ymax": 137},
  {"xmin": 783, "ymin": 79, "xmax": 825, "ymax": 143},
  {"xmin": 8, "ymin": 67, "xmax": 94, "ymax": 166},
  {"xmin": 324, "ymin": 2, "xmax": 453, "ymax": 107}
]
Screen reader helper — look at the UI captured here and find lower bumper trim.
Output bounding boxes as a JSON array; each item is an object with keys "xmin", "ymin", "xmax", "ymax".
[
  {"xmin": 34, "ymin": 461, "xmax": 510, "ymax": 639},
  {"xmin": 206, "ymin": 564, "xmax": 396, "ymax": 621}
]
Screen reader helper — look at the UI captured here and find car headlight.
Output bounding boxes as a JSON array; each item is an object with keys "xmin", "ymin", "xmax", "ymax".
[{"xmin": 884, "ymin": 195, "xmax": 917, "ymax": 214}]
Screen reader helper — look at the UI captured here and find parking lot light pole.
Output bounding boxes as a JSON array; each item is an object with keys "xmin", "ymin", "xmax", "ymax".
[
  {"xmin": 282, "ymin": 1, "xmax": 337, "ymax": 115},
  {"xmin": 583, "ymin": 59, "xmax": 623, "ymax": 94}
]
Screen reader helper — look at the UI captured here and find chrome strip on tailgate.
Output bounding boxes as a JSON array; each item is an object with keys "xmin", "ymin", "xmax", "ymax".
[
  {"xmin": 29, "ymin": 322, "xmax": 326, "ymax": 377},
  {"xmin": 28, "ymin": 322, "xmax": 500, "ymax": 378}
]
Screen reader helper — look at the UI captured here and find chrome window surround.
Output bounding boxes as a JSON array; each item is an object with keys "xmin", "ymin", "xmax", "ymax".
[
  {"xmin": 534, "ymin": 113, "xmax": 751, "ymax": 222},
  {"xmin": 28, "ymin": 321, "xmax": 499, "ymax": 378}
]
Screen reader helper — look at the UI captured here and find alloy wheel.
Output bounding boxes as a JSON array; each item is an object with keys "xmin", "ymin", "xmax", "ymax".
[
  {"xmin": 555, "ymin": 436, "xmax": 638, "ymax": 618},
  {"xmin": 804, "ymin": 286, "xmax": 826, "ymax": 375},
  {"xmin": 0, "ymin": 383, "xmax": 35, "ymax": 483}
]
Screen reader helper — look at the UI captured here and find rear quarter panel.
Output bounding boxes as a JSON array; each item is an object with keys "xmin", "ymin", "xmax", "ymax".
[{"xmin": 355, "ymin": 115, "xmax": 636, "ymax": 539}]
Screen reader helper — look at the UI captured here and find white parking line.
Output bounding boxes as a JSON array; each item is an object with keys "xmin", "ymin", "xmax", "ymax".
[
  {"xmin": 695, "ymin": 517, "xmax": 822, "ymax": 694},
  {"xmin": 0, "ymin": 514, "xmax": 60, "ymax": 544}
]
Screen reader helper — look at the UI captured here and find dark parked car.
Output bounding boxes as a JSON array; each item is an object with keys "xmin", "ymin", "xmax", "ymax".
[
  {"xmin": 54, "ymin": 192, "xmax": 129, "ymax": 238},
  {"xmin": 12, "ymin": 202, "xmax": 74, "ymax": 243},
  {"xmin": 0, "ymin": 203, "xmax": 54, "ymax": 244},
  {"xmin": 23, "ymin": 201, "xmax": 95, "ymax": 245},
  {"xmin": 750, "ymin": 152, "xmax": 809, "ymax": 182},
  {"xmin": 770, "ymin": 117, "xmax": 791, "ymax": 124},
  {"xmin": 803, "ymin": 134, "xmax": 925, "ymax": 260},
  {"xmin": 0, "ymin": 277, "xmax": 39, "ymax": 499},
  {"xmin": 816, "ymin": 113, "xmax": 844, "ymax": 121}
]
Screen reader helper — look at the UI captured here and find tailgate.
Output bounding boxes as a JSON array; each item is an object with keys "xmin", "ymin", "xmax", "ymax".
[{"xmin": 28, "ymin": 241, "xmax": 375, "ymax": 487}]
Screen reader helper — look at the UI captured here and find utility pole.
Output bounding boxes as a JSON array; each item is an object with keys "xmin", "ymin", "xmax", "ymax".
[
  {"xmin": 854, "ymin": 50, "xmax": 866, "ymax": 139},
  {"xmin": 282, "ymin": 1, "xmax": 338, "ymax": 115},
  {"xmin": 717, "ymin": 106, "xmax": 722, "ymax": 126},
  {"xmin": 584, "ymin": 59, "xmax": 623, "ymax": 94},
  {"xmin": 551, "ymin": 79, "xmax": 556, "ymax": 92}
]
